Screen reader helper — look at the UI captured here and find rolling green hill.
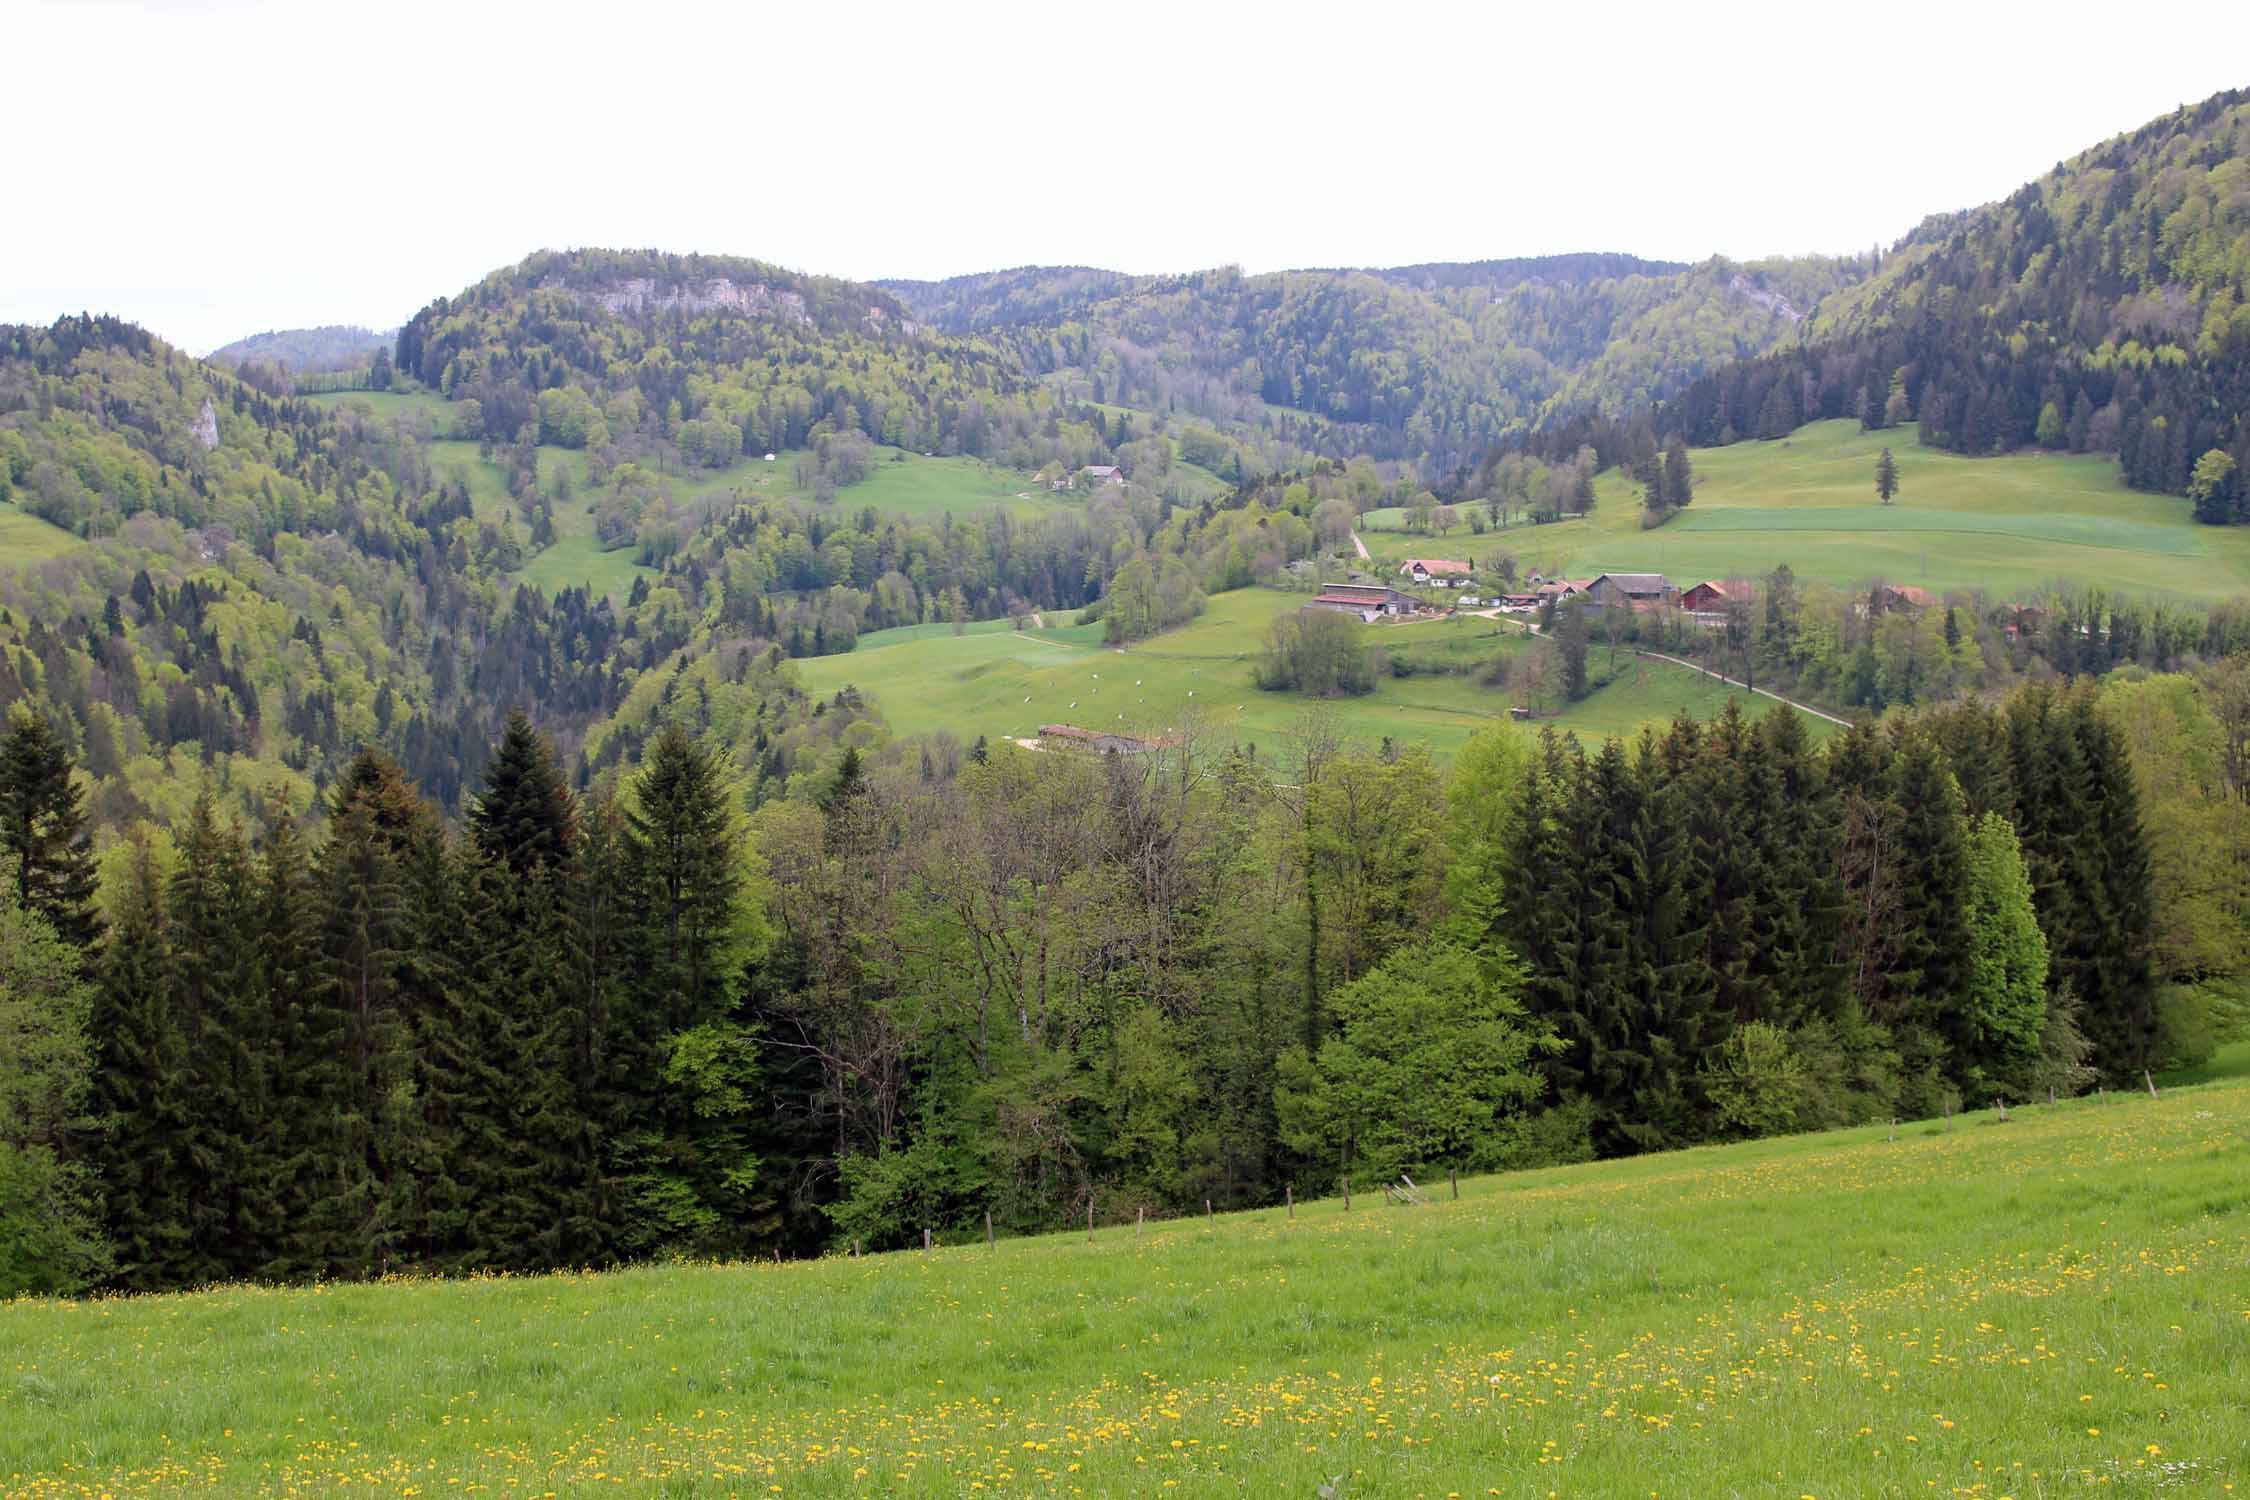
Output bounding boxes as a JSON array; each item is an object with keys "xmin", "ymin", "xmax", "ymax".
[
  {"xmin": 2, "ymin": 1068, "xmax": 2240, "ymax": 1498},
  {"xmin": 796, "ymin": 585, "xmax": 1832, "ymax": 757},
  {"xmin": 1366, "ymin": 420, "xmax": 2250, "ymax": 603}
]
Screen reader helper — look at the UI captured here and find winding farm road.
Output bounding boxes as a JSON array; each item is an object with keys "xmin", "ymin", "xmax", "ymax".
[
  {"xmin": 1630, "ymin": 650, "xmax": 1853, "ymax": 727},
  {"xmin": 1349, "ymin": 530, "xmax": 1371, "ymax": 560}
]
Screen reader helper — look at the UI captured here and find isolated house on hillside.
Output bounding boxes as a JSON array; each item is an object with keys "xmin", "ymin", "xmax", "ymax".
[
  {"xmin": 1079, "ymin": 465, "xmax": 1126, "ymax": 487},
  {"xmin": 1585, "ymin": 573, "xmax": 1677, "ymax": 610},
  {"xmin": 1399, "ymin": 559, "xmax": 1472, "ymax": 586},
  {"xmin": 1306, "ymin": 583, "xmax": 1417, "ymax": 621}
]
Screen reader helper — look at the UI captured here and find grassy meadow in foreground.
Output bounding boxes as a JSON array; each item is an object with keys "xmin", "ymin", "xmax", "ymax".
[
  {"xmin": 1360, "ymin": 421, "xmax": 2250, "ymax": 603},
  {"xmin": 3, "ymin": 1076, "xmax": 2245, "ymax": 1497},
  {"xmin": 798, "ymin": 586, "xmax": 1830, "ymax": 757}
]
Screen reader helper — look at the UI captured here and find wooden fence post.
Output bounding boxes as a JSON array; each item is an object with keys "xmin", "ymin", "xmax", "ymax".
[
  {"xmin": 922, "ymin": 1227, "xmax": 931, "ymax": 1254},
  {"xmin": 1136, "ymin": 1205, "xmax": 1144, "ymax": 1236},
  {"xmin": 1343, "ymin": 1175, "xmax": 1351, "ymax": 1211},
  {"xmin": 1285, "ymin": 1185, "xmax": 1294, "ymax": 1220},
  {"xmin": 1449, "ymin": 1166, "xmax": 1458, "ymax": 1200},
  {"xmin": 1888, "ymin": 1118, "xmax": 1896, "ymax": 1143},
  {"xmin": 2145, "ymin": 1069, "xmax": 2159, "ymax": 1099},
  {"xmin": 1086, "ymin": 1200, "xmax": 1094, "ymax": 1242},
  {"xmin": 1205, "ymin": 1198, "xmax": 1213, "ymax": 1221},
  {"xmin": 985, "ymin": 1208, "xmax": 994, "ymax": 1250}
]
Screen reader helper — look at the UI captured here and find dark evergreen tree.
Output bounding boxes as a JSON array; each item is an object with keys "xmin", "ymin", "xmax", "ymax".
[
  {"xmin": 468, "ymin": 711, "xmax": 578, "ymax": 874},
  {"xmin": 1883, "ymin": 733, "xmax": 1974, "ymax": 1101},
  {"xmin": 2067, "ymin": 693, "xmax": 2159, "ymax": 1076},
  {"xmin": 312, "ymin": 795, "xmax": 415, "ymax": 1278},
  {"xmin": 616, "ymin": 725, "xmax": 764, "ymax": 1257},
  {"xmin": 166, "ymin": 793, "xmax": 263, "ymax": 1283},
  {"xmin": 88, "ymin": 838, "xmax": 190, "ymax": 1291},
  {"xmin": 0, "ymin": 707, "xmax": 101, "ymax": 952},
  {"xmin": 253, "ymin": 797, "xmax": 334, "ymax": 1282}
]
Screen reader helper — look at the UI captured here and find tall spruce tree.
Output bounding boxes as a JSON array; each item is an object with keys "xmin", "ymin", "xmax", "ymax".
[
  {"xmin": 616, "ymin": 724, "xmax": 767, "ymax": 1257},
  {"xmin": 1560, "ymin": 736, "xmax": 1718, "ymax": 1154},
  {"xmin": 1882, "ymin": 732, "xmax": 1974, "ymax": 1105},
  {"xmin": 166, "ymin": 794, "xmax": 263, "ymax": 1284},
  {"xmin": 470, "ymin": 716, "xmax": 602, "ymax": 1268},
  {"xmin": 0, "ymin": 707, "xmax": 101, "ymax": 953},
  {"xmin": 88, "ymin": 837, "xmax": 192, "ymax": 1291},
  {"xmin": 2068, "ymin": 693, "xmax": 2160, "ymax": 1075},
  {"xmin": 254, "ymin": 797, "xmax": 336, "ymax": 1282},
  {"xmin": 313, "ymin": 794, "xmax": 415, "ymax": 1279},
  {"xmin": 469, "ymin": 711, "xmax": 579, "ymax": 874},
  {"xmin": 1745, "ymin": 706, "xmax": 1847, "ymax": 1029}
]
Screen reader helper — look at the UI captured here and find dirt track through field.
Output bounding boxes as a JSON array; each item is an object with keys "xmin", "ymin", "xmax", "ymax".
[{"xmin": 1631, "ymin": 650, "xmax": 1853, "ymax": 727}]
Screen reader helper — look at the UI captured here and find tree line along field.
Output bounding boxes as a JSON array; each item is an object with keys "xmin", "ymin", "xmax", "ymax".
[
  {"xmin": 2, "ymin": 1074, "xmax": 2242, "ymax": 1498},
  {"xmin": 1358, "ymin": 420, "xmax": 2250, "ymax": 604},
  {"xmin": 795, "ymin": 584, "xmax": 1833, "ymax": 757}
]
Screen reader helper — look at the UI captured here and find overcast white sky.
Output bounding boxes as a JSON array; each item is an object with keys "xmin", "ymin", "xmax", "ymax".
[{"xmin": 5, "ymin": 0, "xmax": 2247, "ymax": 354}]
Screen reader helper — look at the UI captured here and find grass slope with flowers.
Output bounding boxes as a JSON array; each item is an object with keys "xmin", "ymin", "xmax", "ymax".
[{"xmin": 4, "ymin": 1054, "xmax": 2248, "ymax": 1498}]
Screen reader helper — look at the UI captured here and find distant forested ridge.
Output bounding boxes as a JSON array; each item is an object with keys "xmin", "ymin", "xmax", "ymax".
[
  {"xmin": 882, "ymin": 252, "xmax": 1867, "ymax": 476},
  {"xmin": 1538, "ymin": 89, "xmax": 2250, "ymax": 516},
  {"xmin": 393, "ymin": 249, "xmax": 1029, "ymax": 460},
  {"xmin": 206, "ymin": 325, "xmax": 391, "ymax": 374}
]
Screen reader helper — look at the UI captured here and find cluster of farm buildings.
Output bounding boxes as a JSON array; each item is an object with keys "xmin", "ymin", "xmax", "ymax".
[{"xmin": 1306, "ymin": 561, "xmax": 1947, "ymax": 627}]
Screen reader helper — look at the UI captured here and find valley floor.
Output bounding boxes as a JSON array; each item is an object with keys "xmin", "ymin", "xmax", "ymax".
[{"xmin": 796, "ymin": 586, "xmax": 1832, "ymax": 759}]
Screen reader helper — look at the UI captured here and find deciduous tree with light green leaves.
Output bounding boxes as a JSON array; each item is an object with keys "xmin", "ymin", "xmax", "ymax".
[
  {"xmin": 0, "ymin": 890, "xmax": 107, "ymax": 1294},
  {"xmin": 1957, "ymin": 811, "xmax": 2049, "ymax": 1098},
  {"xmin": 1275, "ymin": 941, "xmax": 1549, "ymax": 1190}
]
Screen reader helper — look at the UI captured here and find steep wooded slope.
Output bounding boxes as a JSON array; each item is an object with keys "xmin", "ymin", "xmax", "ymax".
[{"xmin": 1628, "ymin": 88, "xmax": 2250, "ymax": 509}]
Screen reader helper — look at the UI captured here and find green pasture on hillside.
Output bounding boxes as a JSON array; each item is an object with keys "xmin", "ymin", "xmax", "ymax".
[
  {"xmin": 798, "ymin": 586, "xmax": 1829, "ymax": 757},
  {"xmin": 0, "ymin": 498, "xmax": 83, "ymax": 563},
  {"xmin": 305, "ymin": 388, "xmax": 452, "ymax": 430},
  {"xmin": 311, "ymin": 390, "xmax": 1071, "ymax": 595},
  {"xmin": 1358, "ymin": 421, "xmax": 2250, "ymax": 602},
  {"xmin": 4, "ymin": 1071, "xmax": 2244, "ymax": 1497}
]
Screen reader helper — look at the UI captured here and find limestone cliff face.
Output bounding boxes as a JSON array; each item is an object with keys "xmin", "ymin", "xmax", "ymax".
[
  {"xmin": 558, "ymin": 276, "xmax": 812, "ymax": 323},
  {"xmin": 548, "ymin": 275, "xmax": 922, "ymax": 335},
  {"xmin": 1727, "ymin": 273, "xmax": 1803, "ymax": 324},
  {"xmin": 192, "ymin": 398, "xmax": 220, "ymax": 451}
]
